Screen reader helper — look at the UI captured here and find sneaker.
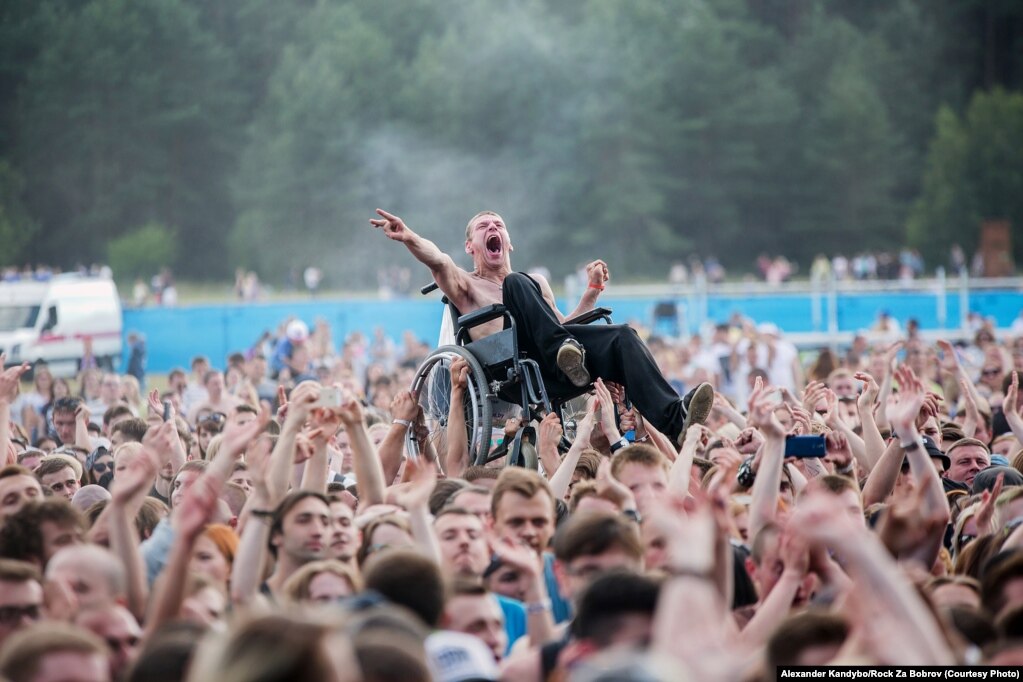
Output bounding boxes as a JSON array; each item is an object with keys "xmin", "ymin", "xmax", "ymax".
[
  {"xmin": 556, "ymin": 339, "xmax": 591, "ymax": 388},
  {"xmin": 678, "ymin": 382, "xmax": 714, "ymax": 444}
]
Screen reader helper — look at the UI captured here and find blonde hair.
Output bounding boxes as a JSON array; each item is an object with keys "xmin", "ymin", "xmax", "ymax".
[{"xmin": 465, "ymin": 211, "xmax": 502, "ymax": 240}]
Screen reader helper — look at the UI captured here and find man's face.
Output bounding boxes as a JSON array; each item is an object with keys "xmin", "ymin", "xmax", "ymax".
[
  {"xmin": 829, "ymin": 376, "xmax": 857, "ymax": 400},
  {"xmin": 465, "ymin": 213, "xmax": 512, "ymax": 270},
  {"xmin": 557, "ymin": 548, "xmax": 642, "ymax": 603},
  {"xmin": 329, "ymin": 501, "xmax": 357, "ymax": 562},
  {"xmin": 205, "ymin": 372, "xmax": 224, "ymax": 395},
  {"xmin": 228, "ymin": 469, "xmax": 253, "ymax": 496},
  {"xmin": 77, "ymin": 606, "xmax": 141, "ymax": 680},
  {"xmin": 40, "ymin": 520, "xmax": 83, "ymax": 565},
  {"xmin": 444, "ymin": 594, "xmax": 507, "ymax": 662},
  {"xmin": 833, "ymin": 489, "xmax": 864, "ymax": 528},
  {"xmin": 435, "ymin": 513, "xmax": 489, "ymax": 577},
  {"xmin": 275, "ymin": 497, "xmax": 330, "ymax": 564},
  {"xmin": 0, "ymin": 475, "xmax": 42, "ymax": 520},
  {"xmin": 33, "ymin": 651, "xmax": 109, "ymax": 682},
  {"xmin": 308, "ymin": 571, "xmax": 355, "ymax": 603},
  {"xmin": 100, "ymin": 375, "xmax": 121, "ymax": 403},
  {"xmin": 48, "ymin": 558, "xmax": 117, "ymax": 610},
  {"xmin": 0, "ymin": 579, "xmax": 43, "ymax": 646},
  {"xmin": 53, "ymin": 410, "xmax": 77, "ymax": 445},
  {"xmin": 491, "ymin": 491, "xmax": 554, "ymax": 554},
  {"xmin": 946, "ymin": 446, "xmax": 989, "ymax": 486},
  {"xmin": 613, "ymin": 463, "xmax": 668, "ymax": 515},
  {"xmin": 919, "ymin": 417, "xmax": 942, "ymax": 449},
  {"xmin": 171, "ymin": 469, "xmax": 203, "ymax": 509},
  {"xmin": 41, "ymin": 466, "xmax": 79, "ymax": 501}
]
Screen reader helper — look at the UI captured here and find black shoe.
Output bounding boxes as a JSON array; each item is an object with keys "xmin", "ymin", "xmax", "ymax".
[
  {"xmin": 678, "ymin": 382, "xmax": 714, "ymax": 445},
  {"xmin": 556, "ymin": 339, "xmax": 590, "ymax": 388}
]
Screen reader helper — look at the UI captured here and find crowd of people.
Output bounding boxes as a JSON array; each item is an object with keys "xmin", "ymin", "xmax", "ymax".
[
  {"xmin": 1, "ymin": 299, "xmax": 1023, "ymax": 680},
  {"xmin": 4, "ymin": 197, "xmax": 1023, "ymax": 682}
]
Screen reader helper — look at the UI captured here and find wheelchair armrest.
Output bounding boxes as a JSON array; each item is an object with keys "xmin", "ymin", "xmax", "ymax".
[
  {"xmin": 457, "ymin": 304, "xmax": 509, "ymax": 330},
  {"xmin": 564, "ymin": 306, "xmax": 613, "ymax": 326}
]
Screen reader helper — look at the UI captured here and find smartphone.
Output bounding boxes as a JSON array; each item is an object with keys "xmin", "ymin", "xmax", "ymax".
[
  {"xmin": 317, "ymin": 386, "xmax": 343, "ymax": 408},
  {"xmin": 162, "ymin": 400, "xmax": 172, "ymax": 422},
  {"xmin": 784, "ymin": 435, "xmax": 826, "ymax": 458}
]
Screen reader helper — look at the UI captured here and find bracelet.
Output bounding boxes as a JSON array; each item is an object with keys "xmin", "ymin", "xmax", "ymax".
[
  {"xmin": 588, "ymin": 283, "xmax": 604, "ymax": 291},
  {"xmin": 250, "ymin": 509, "xmax": 275, "ymax": 518},
  {"xmin": 525, "ymin": 599, "xmax": 551, "ymax": 614},
  {"xmin": 634, "ymin": 434, "xmax": 649, "ymax": 443},
  {"xmin": 609, "ymin": 436, "xmax": 629, "ymax": 454},
  {"xmin": 392, "ymin": 419, "xmax": 413, "ymax": 429}
]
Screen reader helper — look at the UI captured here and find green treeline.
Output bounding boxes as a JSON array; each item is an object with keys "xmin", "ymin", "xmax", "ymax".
[{"xmin": 1, "ymin": 0, "xmax": 1021, "ymax": 283}]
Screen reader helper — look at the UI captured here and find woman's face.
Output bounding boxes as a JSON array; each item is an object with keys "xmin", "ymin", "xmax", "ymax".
[
  {"xmin": 53, "ymin": 380, "xmax": 70, "ymax": 399},
  {"xmin": 189, "ymin": 535, "xmax": 231, "ymax": 585},
  {"xmin": 306, "ymin": 572, "xmax": 354, "ymax": 603},
  {"xmin": 35, "ymin": 370, "xmax": 53, "ymax": 393},
  {"xmin": 92, "ymin": 455, "xmax": 114, "ymax": 480}
]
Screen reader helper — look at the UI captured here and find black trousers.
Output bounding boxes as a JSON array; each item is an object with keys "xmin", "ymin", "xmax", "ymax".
[{"xmin": 502, "ymin": 272, "xmax": 686, "ymax": 442}]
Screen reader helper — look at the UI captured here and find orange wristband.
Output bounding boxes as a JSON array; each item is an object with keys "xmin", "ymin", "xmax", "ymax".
[{"xmin": 588, "ymin": 283, "xmax": 604, "ymax": 291}]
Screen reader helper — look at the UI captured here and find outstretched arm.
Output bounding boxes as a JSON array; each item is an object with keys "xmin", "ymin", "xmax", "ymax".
[{"xmin": 370, "ymin": 209, "xmax": 470, "ymax": 306}]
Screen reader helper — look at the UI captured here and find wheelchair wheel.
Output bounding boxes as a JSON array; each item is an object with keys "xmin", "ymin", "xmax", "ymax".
[{"xmin": 407, "ymin": 345, "xmax": 493, "ymax": 467}]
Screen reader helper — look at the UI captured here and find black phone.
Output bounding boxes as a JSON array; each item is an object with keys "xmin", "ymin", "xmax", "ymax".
[
  {"xmin": 784, "ymin": 435, "xmax": 826, "ymax": 458},
  {"xmin": 162, "ymin": 400, "xmax": 172, "ymax": 422}
]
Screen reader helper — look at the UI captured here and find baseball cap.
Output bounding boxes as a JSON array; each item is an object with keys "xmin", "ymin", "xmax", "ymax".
[
  {"xmin": 425, "ymin": 631, "xmax": 499, "ymax": 682},
  {"xmin": 922, "ymin": 436, "xmax": 950, "ymax": 471}
]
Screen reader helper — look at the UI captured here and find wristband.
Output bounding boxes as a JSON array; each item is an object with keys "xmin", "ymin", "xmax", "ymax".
[
  {"xmin": 525, "ymin": 599, "xmax": 551, "ymax": 614},
  {"xmin": 609, "ymin": 436, "xmax": 629, "ymax": 454},
  {"xmin": 250, "ymin": 509, "xmax": 275, "ymax": 518},
  {"xmin": 588, "ymin": 283, "xmax": 604, "ymax": 291},
  {"xmin": 666, "ymin": 565, "xmax": 714, "ymax": 581},
  {"xmin": 900, "ymin": 438, "xmax": 922, "ymax": 452},
  {"xmin": 622, "ymin": 508, "xmax": 642, "ymax": 524},
  {"xmin": 392, "ymin": 419, "xmax": 412, "ymax": 429}
]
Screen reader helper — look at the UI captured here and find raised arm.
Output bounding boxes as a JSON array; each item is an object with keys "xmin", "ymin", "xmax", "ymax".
[
  {"xmin": 370, "ymin": 209, "xmax": 470, "ymax": 306},
  {"xmin": 338, "ymin": 396, "xmax": 386, "ymax": 507},
  {"xmin": 380, "ymin": 390, "xmax": 418, "ymax": 484},
  {"xmin": 1003, "ymin": 372, "xmax": 1023, "ymax": 447},
  {"xmin": 108, "ymin": 446, "xmax": 158, "ymax": 622},
  {"xmin": 549, "ymin": 404, "xmax": 596, "ymax": 500},
  {"xmin": 391, "ymin": 458, "xmax": 441, "ymax": 565},
  {"xmin": 747, "ymin": 379, "xmax": 787, "ymax": 541},
  {"xmin": 565, "ymin": 260, "xmax": 608, "ymax": 321},
  {"xmin": 0, "ymin": 358, "xmax": 30, "ymax": 465}
]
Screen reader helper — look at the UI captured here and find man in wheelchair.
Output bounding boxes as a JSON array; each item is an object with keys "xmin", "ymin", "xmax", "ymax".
[{"xmin": 369, "ymin": 208, "xmax": 714, "ymax": 447}]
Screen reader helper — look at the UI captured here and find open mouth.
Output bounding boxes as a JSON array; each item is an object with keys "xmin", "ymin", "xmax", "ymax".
[{"xmin": 486, "ymin": 235, "xmax": 502, "ymax": 256}]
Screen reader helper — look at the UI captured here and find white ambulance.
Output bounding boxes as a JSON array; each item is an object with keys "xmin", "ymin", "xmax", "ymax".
[{"xmin": 0, "ymin": 274, "xmax": 123, "ymax": 377}]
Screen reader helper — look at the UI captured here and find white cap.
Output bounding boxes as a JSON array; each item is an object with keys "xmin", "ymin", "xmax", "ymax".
[
  {"xmin": 756, "ymin": 322, "xmax": 780, "ymax": 336},
  {"xmin": 425, "ymin": 631, "xmax": 499, "ymax": 682},
  {"xmin": 286, "ymin": 320, "xmax": 309, "ymax": 342}
]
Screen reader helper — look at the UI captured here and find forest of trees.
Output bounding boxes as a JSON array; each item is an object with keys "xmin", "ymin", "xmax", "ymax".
[{"xmin": 0, "ymin": 0, "xmax": 1021, "ymax": 284}]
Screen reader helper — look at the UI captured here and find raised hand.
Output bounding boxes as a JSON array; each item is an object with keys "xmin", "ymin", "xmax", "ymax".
[
  {"xmin": 974, "ymin": 472, "xmax": 1004, "ymax": 536},
  {"xmin": 537, "ymin": 412, "xmax": 563, "ymax": 452},
  {"xmin": 887, "ymin": 366, "xmax": 925, "ymax": 436},
  {"xmin": 855, "ymin": 372, "xmax": 879, "ymax": 413},
  {"xmin": 337, "ymin": 393, "xmax": 366, "ymax": 429},
  {"xmin": 747, "ymin": 377, "xmax": 785, "ymax": 440},
  {"xmin": 142, "ymin": 421, "xmax": 180, "ymax": 465},
  {"xmin": 595, "ymin": 458, "xmax": 636, "ymax": 511},
  {"xmin": 175, "ymin": 475, "xmax": 221, "ymax": 539},
  {"xmin": 490, "ymin": 535, "xmax": 542, "ymax": 576},
  {"xmin": 825, "ymin": 431, "xmax": 853, "ymax": 471},
  {"xmin": 111, "ymin": 448, "xmax": 158, "ymax": 505},
  {"xmin": 585, "ymin": 260, "xmax": 610, "ymax": 288},
  {"xmin": 390, "ymin": 390, "xmax": 419, "ymax": 423},
  {"xmin": 369, "ymin": 209, "xmax": 412, "ymax": 243},
  {"xmin": 593, "ymin": 378, "xmax": 621, "ymax": 440},
  {"xmin": 391, "ymin": 457, "xmax": 437, "ymax": 510},
  {"xmin": 449, "ymin": 357, "xmax": 469, "ymax": 395},
  {"xmin": 0, "ymin": 356, "xmax": 30, "ymax": 403},
  {"xmin": 1005, "ymin": 372, "xmax": 1021, "ymax": 416}
]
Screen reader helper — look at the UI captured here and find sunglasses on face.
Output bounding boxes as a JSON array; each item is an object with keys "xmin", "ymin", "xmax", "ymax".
[{"xmin": 92, "ymin": 462, "xmax": 111, "ymax": 474}]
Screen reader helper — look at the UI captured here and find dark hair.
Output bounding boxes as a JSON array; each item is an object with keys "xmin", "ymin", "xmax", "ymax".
[
  {"xmin": 571, "ymin": 570, "xmax": 659, "ymax": 646},
  {"xmin": 363, "ymin": 549, "xmax": 444, "ymax": 628},
  {"xmin": 463, "ymin": 465, "xmax": 500, "ymax": 483},
  {"xmin": 428, "ymin": 478, "xmax": 468, "ymax": 516},
  {"xmin": 553, "ymin": 511, "xmax": 642, "ymax": 563},
  {"xmin": 112, "ymin": 418, "xmax": 148, "ymax": 444},
  {"xmin": 52, "ymin": 396, "xmax": 83, "ymax": 416},
  {"xmin": 0, "ymin": 500, "xmax": 85, "ymax": 567},
  {"xmin": 765, "ymin": 612, "xmax": 849, "ymax": 669},
  {"xmin": 268, "ymin": 491, "xmax": 330, "ymax": 558},
  {"xmin": 981, "ymin": 551, "xmax": 1023, "ymax": 617},
  {"xmin": 102, "ymin": 404, "xmax": 133, "ymax": 427},
  {"xmin": 125, "ymin": 621, "xmax": 205, "ymax": 682},
  {"xmin": 32, "ymin": 458, "xmax": 77, "ymax": 480}
]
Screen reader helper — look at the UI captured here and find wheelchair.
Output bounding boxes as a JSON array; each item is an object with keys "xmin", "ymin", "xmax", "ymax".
[{"xmin": 406, "ymin": 281, "xmax": 613, "ymax": 470}]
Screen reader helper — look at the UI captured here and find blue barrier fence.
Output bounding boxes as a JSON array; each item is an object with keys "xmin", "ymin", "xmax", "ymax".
[{"xmin": 124, "ymin": 285, "xmax": 1023, "ymax": 373}]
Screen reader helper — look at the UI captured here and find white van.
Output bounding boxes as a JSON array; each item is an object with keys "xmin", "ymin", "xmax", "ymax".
[{"xmin": 0, "ymin": 274, "xmax": 123, "ymax": 377}]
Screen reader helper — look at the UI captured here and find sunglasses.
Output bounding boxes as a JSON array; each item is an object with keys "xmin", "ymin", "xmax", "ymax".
[
  {"xmin": 200, "ymin": 412, "xmax": 227, "ymax": 425},
  {"xmin": 92, "ymin": 462, "xmax": 111, "ymax": 474},
  {"xmin": 981, "ymin": 369, "xmax": 1000, "ymax": 376}
]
